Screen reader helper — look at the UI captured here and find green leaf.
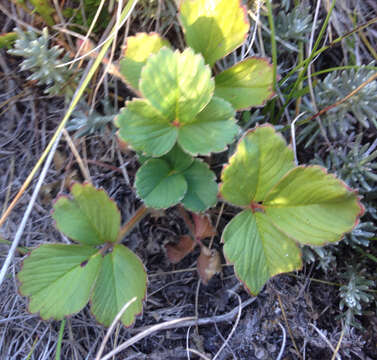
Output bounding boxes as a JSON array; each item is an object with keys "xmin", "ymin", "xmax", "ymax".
[
  {"xmin": 214, "ymin": 58, "xmax": 274, "ymax": 110},
  {"xmin": 120, "ymin": 33, "xmax": 171, "ymax": 91},
  {"xmin": 162, "ymin": 144, "xmax": 194, "ymax": 172},
  {"xmin": 264, "ymin": 166, "xmax": 364, "ymax": 246},
  {"xmin": 179, "ymin": 0, "xmax": 249, "ymax": 67},
  {"xmin": 140, "ymin": 47, "xmax": 214, "ymax": 124},
  {"xmin": 177, "ymin": 97, "xmax": 239, "ymax": 155},
  {"xmin": 181, "ymin": 159, "xmax": 218, "ymax": 212},
  {"xmin": 53, "ymin": 183, "xmax": 121, "ymax": 245},
  {"xmin": 91, "ymin": 244, "xmax": 147, "ymax": 327},
  {"xmin": 135, "ymin": 158, "xmax": 187, "ymax": 208},
  {"xmin": 116, "ymin": 99, "xmax": 178, "ymax": 157},
  {"xmin": 18, "ymin": 244, "xmax": 102, "ymax": 320},
  {"xmin": 220, "ymin": 125, "xmax": 295, "ymax": 206},
  {"xmin": 222, "ymin": 210, "xmax": 302, "ymax": 294}
]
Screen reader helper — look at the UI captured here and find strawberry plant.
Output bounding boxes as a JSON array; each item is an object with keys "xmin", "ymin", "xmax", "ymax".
[{"xmin": 16, "ymin": 0, "xmax": 363, "ymax": 328}]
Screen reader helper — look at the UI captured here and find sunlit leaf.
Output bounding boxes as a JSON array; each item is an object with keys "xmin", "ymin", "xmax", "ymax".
[
  {"xmin": 220, "ymin": 125, "xmax": 294, "ymax": 206},
  {"xmin": 222, "ymin": 210, "xmax": 301, "ymax": 294},
  {"xmin": 53, "ymin": 183, "xmax": 121, "ymax": 245},
  {"xmin": 120, "ymin": 32, "xmax": 171, "ymax": 91},
  {"xmin": 214, "ymin": 58, "xmax": 274, "ymax": 110},
  {"xmin": 91, "ymin": 244, "xmax": 146, "ymax": 326},
  {"xmin": 179, "ymin": 0, "xmax": 249, "ymax": 66},
  {"xmin": 264, "ymin": 166, "xmax": 364, "ymax": 246},
  {"xmin": 18, "ymin": 244, "xmax": 102, "ymax": 319}
]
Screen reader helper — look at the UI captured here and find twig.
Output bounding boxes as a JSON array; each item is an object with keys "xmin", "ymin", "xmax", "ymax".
[
  {"xmin": 130, "ymin": 297, "xmax": 256, "ymax": 334},
  {"xmin": 331, "ymin": 329, "xmax": 345, "ymax": 360},
  {"xmin": 212, "ymin": 290, "xmax": 242, "ymax": 360},
  {"xmin": 99, "ymin": 317, "xmax": 196, "ymax": 360}
]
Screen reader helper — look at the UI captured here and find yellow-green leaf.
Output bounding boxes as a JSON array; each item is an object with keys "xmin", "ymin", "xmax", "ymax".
[
  {"xmin": 120, "ymin": 33, "xmax": 171, "ymax": 91},
  {"xmin": 53, "ymin": 183, "xmax": 121, "ymax": 245},
  {"xmin": 179, "ymin": 0, "xmax": 249, "ymax": 66},
  {"xmin": 91, "ymin": 244, "xmax": 147, "ymax": 327},
  {"xmin": 215, "ymin": 58, "xmax": 274, "ymax": 110}
]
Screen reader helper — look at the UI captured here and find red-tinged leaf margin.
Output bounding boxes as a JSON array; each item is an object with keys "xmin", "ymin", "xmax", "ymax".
[
  {"xmin": 263, "ymin": 164, "xmax": 365, "ymax": 246},
  {"xmin": 89, "ymin": 245, "xmax": 148, "ymax": 328},
  {"xmin": 220, "ymin": 210, "xmax": 304, "ymax": 296},
  {"xmin": 17, "ymin": 243, "xmax": 102, "ymax": 320},
  {"xmin": 215, "ymin": 57, "xmax": 276, "ymax": 111},
  {"xmin": 218, "ymin": 123, "xmax": 294, "ymax": 206}
]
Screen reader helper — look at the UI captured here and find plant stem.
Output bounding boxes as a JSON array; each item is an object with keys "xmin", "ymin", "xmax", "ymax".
[
  {"xmin": 117, "ymin": 205, "xmax": 150, "ymax": 242},
  {"xmin": 55, "ymin": 319, "xmax": 66, "ymax": 360}
]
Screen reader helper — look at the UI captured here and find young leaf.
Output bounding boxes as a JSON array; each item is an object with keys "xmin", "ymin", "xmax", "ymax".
[
  {"xmin": 181, "ymin": 159, "xmax": 218, "ymax": 212},
  {"xmin": 91, "ymin": 244, "xmax": 147, "ymax": 327},
  {"xmin": 177, "ymin": 97, "xmax": 239, "ymax": 155},
  {"xmin": 140, "ymin": 47, "xmax": 214, "ymax": 124},
  {"xmin": 120, "ymin": 33, "xmax": 171, "ymax": 92},
  {"xmin": 222, "ymin": 210, "xmax": 301, "ymax": 294},
  {"xmin": 18, "ymin": 244, "xmax": 102, "ymax": 320},
  {"xmin": 53, "ymin": 183, "xmax": 121, "ymax": 245},
  {"xmin": 214, "ymin": 58, "xmax": 274, "ymax": 110},
  {"xmin": 117, "ymin": 48, "xmax": 225, "ymax": 157},
  {"xmin": 220, "ymin": 124, "xmax": 363, "ymax": 294},
  {"xmin": 220, "ymin": 125, "xmax": 295, "ymax": 207},
  {"xmin": 179, "ymin": 0, "xmax": 249, "ymax": 67},
  {"xmin": 264, "ymin": 166, "xmax": 364, "ymax": 246},
  {"xmin": 135, "ymin": 159, "xmax": 187, "ymax": 209}
]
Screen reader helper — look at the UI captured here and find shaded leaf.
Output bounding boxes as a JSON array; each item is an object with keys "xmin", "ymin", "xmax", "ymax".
[
  {"xmin": 162, "ymin": 144, "xmax": 194, "ymax": 172},
  {"xmin": 116, "ymin": 99, "xmax": 178, "ymax": 157},
  {"xmin": 18, "ymin": 244, "xmax": 102, "ymax": 320},
  {"xmin": 181, "ymin": 159, "xmax": 218, "ymax": 212},
  {"xmin": 214, "ymin": 58, "xmax": 274, "ymax": 110},
  {"xmin": 135, "ymin": 159, "xmax": 187, "ymax": 209},
  {"xmin": 197, "ymin": 246, "xmax": 222, "ymax": 285},
  {"xmin": 220, "ymin": 125, "xmax": 294, "ymax": 206},
  {"xmin": 120, "ymin": 33, "xmax": 171, "ymax": 91},
  {"xmin": 165, "ymin": 235, "xmax": 197, "ymax": 264},
  {"xmin": 53, "ymin": 183, "xmax": 121, "ymax": 245},
  {"xmin": 222, "ymin": 210, "xmax": 302, "ymax": 294},
  {"xmin": 179, "ymin": 0, "xmax": 249, "ymax": 66},
  {"xmin": 91, "ymin": 244, "xmax": 146, "ymax": 327},
  {"xmin": 177, "ymin": 96, "xmax": 239, "ymax": 155}
]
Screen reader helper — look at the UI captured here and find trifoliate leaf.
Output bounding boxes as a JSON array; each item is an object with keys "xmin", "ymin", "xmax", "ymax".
[
  {"xmin": 220, "ymin": 125, "xmax": 295, "ymax": 206},
  {"xmin": 177, "ymin": 97, "xmax": 239, "ymax": 155},
  {"xmin": 179, "ymin": 0, "xmax": 249, "ymax": 67},
  {"xmin": 222, "ymin": 210, "xmax": 301, "ymax": 294},
  {"xmin": 91, "ymin": 244, "xmax": 147, "ymax": 326},
  {"xmin": 135, "ymin": 159, "xmax": 187, "ymax": 209},
  {"xmin": 18, "ymin": 244, "xmax": 102, "ymax": 320},
  {"xmin": 181, "ymin": 159, "xmax": 218, "ymax": 212},
  {"xmin": 220, "ymin": 124, "xmax": 363, "ymax": 294},
  {"xmin": 214, "ymin": 58, "xmax": 274, "ymax": 110},
  {"xmin": 116, "ymin": 99, "xmax": 178, "ymax": 157},
  {"xmin": 162, "ymin": 144, "xmax": 194, "ymax": 172},
  {"xmin": 264, "ymin": 166, "xmax": 364, "ymax": 245},
  {"xmin": 120, "ymin": 33, "xmax": 171, "ymax": 92},
  {"xmin": 53, "ymin": 183, "xmax": 121, "ymax": 245},
  {"xmin": 140, "ymin": 47, "xmax": 214, "ymax": 124}
]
